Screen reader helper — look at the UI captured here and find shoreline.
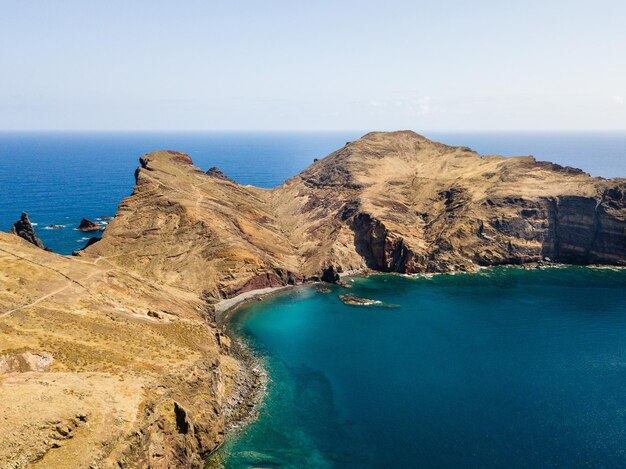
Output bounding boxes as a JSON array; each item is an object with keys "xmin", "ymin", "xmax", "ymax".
[
  {"xmin": 206, "ymin": 284, "xmax": 300, "ymax": 467},
  {"xmin": 212, "ymin": 268, "xmax": 371, "ymax": 321},
  {"xmin": 214, "ymin": 285, "xmax": 294, "ymax": 323}
]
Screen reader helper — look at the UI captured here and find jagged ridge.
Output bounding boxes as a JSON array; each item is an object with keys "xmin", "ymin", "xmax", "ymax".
[{"xmin": 84, "ymin": 131, "xmax": 625, "ymax": 298}]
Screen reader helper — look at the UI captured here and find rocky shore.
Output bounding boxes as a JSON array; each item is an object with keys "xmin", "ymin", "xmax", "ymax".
[{"xmin": 218, "ymin": 334, "xmax": 267, "ymax": 433}]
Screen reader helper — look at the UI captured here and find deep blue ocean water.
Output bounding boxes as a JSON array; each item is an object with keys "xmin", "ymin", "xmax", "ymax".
[
  {"xmin": 1, "ymin": 131, "xmax": 625, "ymax": 254},
  {"xmin": 212, "ymin": 268, "xmax": 626, "ymax": 468}
]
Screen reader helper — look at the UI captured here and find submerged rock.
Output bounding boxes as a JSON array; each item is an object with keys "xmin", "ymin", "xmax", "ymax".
[{"xmin": 10, "ymin": 212, "xmax": 46, "ymax": 250}]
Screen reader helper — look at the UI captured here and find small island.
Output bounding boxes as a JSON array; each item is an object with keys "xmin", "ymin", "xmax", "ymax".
[
  {"xmin": 339, "ymin": 294, "xmax": 382, "ymax": 306},
  {"xmin": 76, "ymin": 218, "xmax": 104, "ymax": 231}
]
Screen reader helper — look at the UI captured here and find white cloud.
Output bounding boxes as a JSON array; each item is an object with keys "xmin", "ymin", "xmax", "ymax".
[{"xmin": 612, "ymin": 95, "xmax": 624, "ymax": 105}]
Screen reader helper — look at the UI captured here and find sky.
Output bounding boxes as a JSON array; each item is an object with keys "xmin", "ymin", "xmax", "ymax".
[{"xmin": 1, "ymin": 0, "xmax": 625, "ymax": 131}]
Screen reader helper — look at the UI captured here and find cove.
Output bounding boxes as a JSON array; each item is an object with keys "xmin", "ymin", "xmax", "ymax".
[{"xmin": 208, "ymin": 267, "xmax": 626, "ymax": 468}]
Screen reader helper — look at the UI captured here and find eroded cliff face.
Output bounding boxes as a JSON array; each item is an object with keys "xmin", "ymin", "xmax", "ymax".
[
  {"xmin": 1, "ymin": 131, "xmax": 624, "ymax": 468},
  {"xmin": 83, "ymin": 150, "xmax": 302, "ymax": 302},
  {"xmin": 271, "ymin": 131, "xmax": 625, "ymax": 274},
  {"xmin": 83, "ymin": 131, "xmax": 625, "ymax": 290}
]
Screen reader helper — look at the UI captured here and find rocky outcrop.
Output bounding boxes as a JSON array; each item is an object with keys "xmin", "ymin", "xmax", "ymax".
[
  {"xmin": 271, "ymin": 131, "xmax": 626, "ymax": 274},
  {"xmin": 206, "ymin": 166, "xmax": 233, "ymax": 182},
  {"xmin": 77, "ymin": 218, "xmax": 102, "ymax": 231},
  {"xmin": 10, "ymin": 212, "xmax": 46, "ymax": 249},
  {"xmin": 339, "ymin": 294, "xmax": 382, "ymax": 306}
]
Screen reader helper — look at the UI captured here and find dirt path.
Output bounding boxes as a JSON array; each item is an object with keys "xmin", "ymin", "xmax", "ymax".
[
  {"xmin": 0, "ymin": 281, "xmax": 73, "ymax": 318},
  {"xmin": 0, "ymin": 247, "xmax": 106, "ymax": 318}
]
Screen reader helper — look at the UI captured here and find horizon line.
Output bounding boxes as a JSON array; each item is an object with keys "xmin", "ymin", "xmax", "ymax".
[{"xmin": 1, "ymin": 128, "xmax": 626, "ymax": 134}]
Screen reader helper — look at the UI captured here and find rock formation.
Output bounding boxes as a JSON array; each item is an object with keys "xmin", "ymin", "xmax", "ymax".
[
  {"xmin": 339, "ymin": 294, "xmax": 382, "ymax": 306},
  {"xmin": 1, "ymin": 132, "xmax": 625, "ymax": 467},
  {"xmin": 77, "ymin": 218, "xmax": 103, "ymax": 231},
  {"xmin": 206, "ymin": 166, "xmax": 233, "ymax": 182},
  {"xmin": 272, "ymin": 131, "xmax": 626, "ymax": 274},
  {"xmin": 83, "ymin": 132, "xmax": 626, "ymax": 303},
  {"xmin": 71, "ymin": 236, "xmax": 101, "ymax": 256},
  {"xmin": 10, "ymin": 211, "xmax": 46, "ymax": 249},
  {"xmin": 82, "ymin": 236, "xmax": 101, "ymax": 248}
]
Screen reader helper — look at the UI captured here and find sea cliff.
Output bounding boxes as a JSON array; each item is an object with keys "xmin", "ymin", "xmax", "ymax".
[{"xmin": 1, "ymin": 131, "xmax": 624, "ymax": 467}]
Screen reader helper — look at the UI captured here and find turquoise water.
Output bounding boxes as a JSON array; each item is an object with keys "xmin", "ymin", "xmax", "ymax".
[
  {"xmin": 212, "ymin": 268, "xmax": 626, "ymax": 468},
  {"xmin": 1, "ymin": 131, "xmax": 625, "ymax": 254}
]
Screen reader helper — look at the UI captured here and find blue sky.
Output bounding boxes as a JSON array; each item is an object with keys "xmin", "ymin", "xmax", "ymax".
[{"xmin": 1, "ymin": 0, "xmax": 625, "ymax": 130}]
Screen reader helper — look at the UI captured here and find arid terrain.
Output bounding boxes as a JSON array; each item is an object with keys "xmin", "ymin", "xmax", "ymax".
[{"xmin": 1, "ymin": 131, "xmax": 625, "ymax": 467}]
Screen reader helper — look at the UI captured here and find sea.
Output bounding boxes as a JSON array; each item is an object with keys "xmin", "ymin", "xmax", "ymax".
[
  {"xmin": 211, "ymin": 268, "xmax": 626, "ymax": 468},
  {"xmin": 1, "ymin": 131, "xmax": 625, "ymax": 468}
]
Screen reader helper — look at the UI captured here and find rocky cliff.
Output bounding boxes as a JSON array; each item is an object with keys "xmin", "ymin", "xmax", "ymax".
[
  {"xmin": 272, "ymin": 131, "xmax": 626, "ymax": 273},
  {"xmin": 84, "ymin": 131, "xmax": 626, "ymax": 293},
  {"xmin": 1, "ymin": 131, "xmax": 624, "ymax": 467}
]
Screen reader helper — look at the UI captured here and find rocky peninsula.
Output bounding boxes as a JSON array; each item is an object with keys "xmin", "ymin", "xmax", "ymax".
[{"xmin": 1, "ymin": 131, "xmax": 624, "ymax": 467}]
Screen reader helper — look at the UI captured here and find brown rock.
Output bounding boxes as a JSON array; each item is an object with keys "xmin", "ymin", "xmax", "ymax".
[
  {"xmin": 339, "ymin": 294, "xmax": 382, "ymax": 306},
  {"xmin": 77, "ymin": 218, "xmax": 102, "ymax": 231}
]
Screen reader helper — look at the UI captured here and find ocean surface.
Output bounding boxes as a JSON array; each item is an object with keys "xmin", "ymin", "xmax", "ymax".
[
  {"xmin": 1, "ymin": 131, "xmax": 625, "ymax": 254},
  {"xmin": 1, "ymin": 131, "xmax": 625, "ymax": 468},
  {"xmin": 211, "ymin": 268, "xmax": 626, "ymax": 468}
]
